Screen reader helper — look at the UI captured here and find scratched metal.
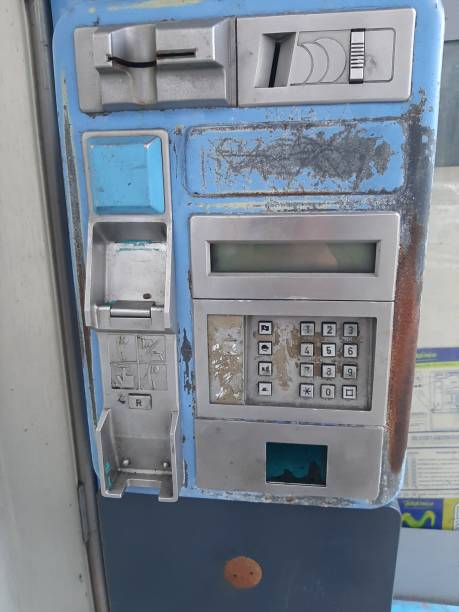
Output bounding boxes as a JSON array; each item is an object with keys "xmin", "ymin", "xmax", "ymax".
[
  {"xmin": 186, "ymin": 120, "xmax": 404, "ymax": 196},
  {"xmin": 52, "ymin": 0, "xmax": 443, "ymax": 507}
]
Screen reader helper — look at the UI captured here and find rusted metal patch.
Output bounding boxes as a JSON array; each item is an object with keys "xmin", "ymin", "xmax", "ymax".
[
  {"xmin": 185, "ymin": 120, "xmax": 404, "ymax": 197},
  {"xmin": 224, "ymin": 556, "xmax": 262, "ymax": 589},
  {"xmin": 387, "ymin": 94, "xmax": 435, "ymax": 474}
]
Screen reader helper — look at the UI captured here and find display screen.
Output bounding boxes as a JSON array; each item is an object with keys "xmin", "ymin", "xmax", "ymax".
[{"xmin": 210, "ymin": 241, "xmax": 377, "ymax": 274}]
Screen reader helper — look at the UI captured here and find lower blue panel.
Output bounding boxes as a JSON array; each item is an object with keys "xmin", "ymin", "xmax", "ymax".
[{"xmin": 98, "ymin": 495, "xmax": 401, "ymax": 612}]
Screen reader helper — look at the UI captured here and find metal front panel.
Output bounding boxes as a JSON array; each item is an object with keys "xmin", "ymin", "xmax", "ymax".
[
  {"xmin": 194, "ymin": 300, "xmax": 393, "ymax": 426},
  {"xmin": 190, "ymin": 213, "xmax": 400, "ymax": 301},
  {"xmin": 195, "ymin": 419, "xmax": 384, "ymax": 501}
]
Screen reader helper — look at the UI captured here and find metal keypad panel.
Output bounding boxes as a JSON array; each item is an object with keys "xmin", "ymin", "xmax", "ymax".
[{"xmin": 245, "ymin": 316, "xmax": 375, "ymax": 410}]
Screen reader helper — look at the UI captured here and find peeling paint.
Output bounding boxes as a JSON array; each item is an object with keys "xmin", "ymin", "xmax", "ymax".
[{"xmin": 180, "ymin": 328, "xmax": 194, "ymax": 394}]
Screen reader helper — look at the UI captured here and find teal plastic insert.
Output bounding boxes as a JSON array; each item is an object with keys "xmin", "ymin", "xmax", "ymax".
[
  {"xmin": 85, "ymin": 134, "xmax": 165, "ymax": 215},
  {"xmin": 266, "ymin": 442, "xmax": 328, "ymax": 486}
]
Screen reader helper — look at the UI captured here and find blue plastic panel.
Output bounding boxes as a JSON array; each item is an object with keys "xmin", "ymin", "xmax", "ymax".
[{"xmin": 85, "ymin": 134, "xmax": 165, "ymax": 215}]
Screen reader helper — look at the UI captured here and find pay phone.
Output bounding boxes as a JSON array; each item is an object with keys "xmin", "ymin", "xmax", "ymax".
[{"xmin": 53, "ymin": 0, "xmax": 443, "ymax": 508}]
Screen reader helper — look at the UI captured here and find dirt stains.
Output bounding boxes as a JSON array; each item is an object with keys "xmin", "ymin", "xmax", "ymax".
[{"xmin": 207, "ymin": 316, "xmax": 244, "ymax": 404}]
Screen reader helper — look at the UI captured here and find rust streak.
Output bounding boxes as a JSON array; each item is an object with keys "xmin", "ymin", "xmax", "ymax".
[{"xmin": 387, "ymin": 220, "xmax": 423, "ymax": 473}]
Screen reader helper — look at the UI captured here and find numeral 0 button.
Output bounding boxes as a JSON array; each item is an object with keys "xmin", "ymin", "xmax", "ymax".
[{"xmin": 321, "ymin": 384, "xmax": 335, "ymax": 399}]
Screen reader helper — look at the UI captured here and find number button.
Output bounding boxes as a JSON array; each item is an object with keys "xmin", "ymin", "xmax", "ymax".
[
  {"xmin": 258, "ymin": 362, "xmax": 272, "ymax": 376},
  {"xmin": 258, "ymin": 341, "xmax": 272, "ymax": 356},
  {"xmin": 258, "ymin": 382, "xmax": 272, "ymax": 396},
  {"xmin": 300, "ymin": 363, "xmax": 314, "ymax": 378},
  {"xmin": 322, "ymin": 322, "xmax": 337, "ymax": 337},
  {"xmin": 343, "ymin": 344, "xmax": 358, "ymax": 358},
  {"xmin": 321, "ymin": 343, "xmax": 336, "ymax": 357},
  {"xmin": 300, "ymin": 343, "xmax": 314, "ymax": 357},
  {"xmin": 258, "ymin": 321, "xmax": 272, "ymax": 335},
  {"xmin": 343, "ymin": 322, "xmax": 359, "ymax": 337},
  {"xmin": 300, "ymin": 322, "xmax": 315, "ymax": 336},
  {"xmin": 321, "ymin": 384, "xmax": 335, "ymax": 400},
  {"xmin": 299, "ymin": 383, "xmax": 314, "ymax": 399},
  {"xmin": 342, "ymin": 385, "xmax": 357, "ymax": 400},
  {"xmin": 343, "ymin": 365, "xmax": 357, "ymax": 379},
  {"xmin": 321, "ymin": 364, "xmax": 336, "ymax": 379}
]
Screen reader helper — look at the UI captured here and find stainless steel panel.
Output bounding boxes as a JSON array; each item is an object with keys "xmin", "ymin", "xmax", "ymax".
[
  {"xmin": 195, "ymin": 419, "xmax": 384, "ymax": 502},
  {"xmin": 75, "ymin": 18, "xmax": 236, "ymax": 112},
  {"xmin": 237, "ymin": 9, "xmax": 415, "ymax": 106},
  {"xmin": 193, "ymin": 300, "xmax": 393, "ymax": 427},
  {"xmin": 190, "ymin": 213, "xmax": 400, "ymax": 302}
]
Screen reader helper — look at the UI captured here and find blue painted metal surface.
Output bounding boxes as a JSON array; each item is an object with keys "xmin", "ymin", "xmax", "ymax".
[
  {"xmin": 85, "ymin": 134, "xmax": 165, "ymax": 214},
  {"xmin": 185, "ymin": 120, "xmax": 405, "ymax": 196},
  {"xmin": 51, "ymin": 0, "xmax": 444, "ymax": 506}
]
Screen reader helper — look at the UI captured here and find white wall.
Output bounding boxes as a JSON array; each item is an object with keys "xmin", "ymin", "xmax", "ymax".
[{"xmin": 0, "ymin": 2, "xmax": 94, "ymax": 611}]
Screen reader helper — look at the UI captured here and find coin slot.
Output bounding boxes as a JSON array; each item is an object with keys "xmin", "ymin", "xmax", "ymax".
[{"xmin": 255, "ymin": 32, "xmax": 296, "ymax": 88}]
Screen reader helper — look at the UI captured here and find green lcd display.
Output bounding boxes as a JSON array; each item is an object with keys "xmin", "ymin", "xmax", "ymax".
[{"xmin": 210, "ymin": 241, "xmax": 377, "ymax": 274}]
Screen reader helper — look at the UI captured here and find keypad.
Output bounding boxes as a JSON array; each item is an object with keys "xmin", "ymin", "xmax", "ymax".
[{"xmin": 248, "ymin": 315, "xmax": 372, "ymax": 411}]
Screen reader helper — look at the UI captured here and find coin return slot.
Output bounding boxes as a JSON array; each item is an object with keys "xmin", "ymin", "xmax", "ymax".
[{"xmin": 266, "ymin": 442, "xmax": 327, "ymax": 486}]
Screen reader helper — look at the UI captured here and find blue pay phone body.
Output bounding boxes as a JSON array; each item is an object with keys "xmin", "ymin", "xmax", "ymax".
[{"xmin": 52, "ymin": 0, "xmax": 444, "ymax": 509}]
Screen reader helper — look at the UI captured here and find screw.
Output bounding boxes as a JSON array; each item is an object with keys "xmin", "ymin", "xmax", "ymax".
[
  {"xmin": 121, "ymin": 458, "xmax": 131, "ymax": 468},
  {"xmin": 162, "ymin": 461, "xmax": 170, "ymax": 469}
]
